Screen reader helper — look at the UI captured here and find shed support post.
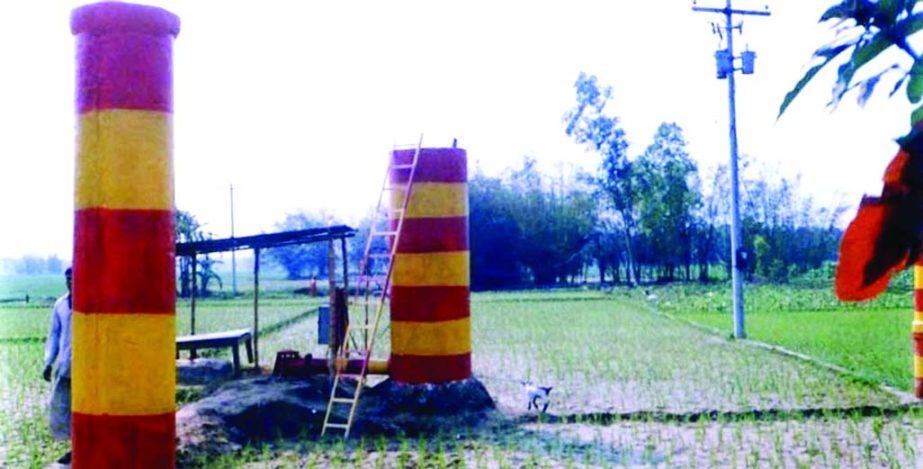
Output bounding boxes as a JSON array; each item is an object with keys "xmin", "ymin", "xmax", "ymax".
[
  {"xmin": 190, "ymin": 253, "xmax": 198, "ymax": 359},
  {"xmin": 253, "ymin": 248, "xmax": 260, "ymax": 369}
]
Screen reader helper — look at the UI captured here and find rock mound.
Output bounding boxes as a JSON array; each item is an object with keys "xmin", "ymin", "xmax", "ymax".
[
  {"xmin": 176, "ymin": 375, "xmax": 496, "ymax": 465},
  {"xmin": 176, "ymin": 358, "xmax": 234, "ymax": 385}
]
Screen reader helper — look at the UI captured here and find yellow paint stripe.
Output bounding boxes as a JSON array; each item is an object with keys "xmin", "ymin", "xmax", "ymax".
[
  {"xmin": 76, "ymin": 110, "xmax": 173, "ymax": 210},
  {"xmin": 915, "ymin": 265, "xmax": 923, "ymax": 289},
  {"xmin": 72, "ymin": 312, "xmax": 175, "ymax": 415},
  {"xmin": 916, "ymin": 356, "xmax": 923, "ymax": 378},
  {"xmin": 391, "ymin": 251, "xmax": 469, "ymax": 287},
  {"xmin": 914, "ymin": 319, "xmax": 923, "ymax": 333},
  {"xmin": 391, "ymin": 317, "xmax": 471, "ymax": 356},
  {"xmin": 392, "ymin": 183, "xmax": 467, "ymax": 219}
]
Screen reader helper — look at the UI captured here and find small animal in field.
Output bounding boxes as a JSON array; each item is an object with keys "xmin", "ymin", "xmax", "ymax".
[{"xmin": 521, "ymin": 381, "xmax": 553, "ymax": 413}]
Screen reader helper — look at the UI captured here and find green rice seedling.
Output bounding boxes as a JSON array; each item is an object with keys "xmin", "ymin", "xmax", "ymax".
[
  {"xmin": 708, "ymin": 444, "xmax": 719, "ymax": 468},
  {"xmin": 353, "ymin": 438, "xmax": 367, "ymax": 469},
  {"xmin": 773, "ymin": 427, "xmax": 785, "ymax": 464},
  {"xmin": 863, "ymin": 442, "xmax": 874, "ymax": 467},
  {"xmin": 747, "ymin": 446, "xmax": 761, "ymax": 468},
  {"xmin": 899, "ymin": 423, "xmax": 914, "ymax": 461},
  {"xmin": 329, "ymin": 439, "xmax": 347, "ymax": 468},
  {"xmin": 490, "ymin": 445, "xmax": 504, "ymax": 469},
  {"xmin": 305, "ymin": 451, "xmax": 319, "ymax": 469},
  {"xmin": 433, "ymin": 436, "xmax": 448, "ymax": 469},
  {"xmin": 415, "ymin": 433, "xmax": 430, "ymax": 467},
  {"xmin": 396, "ymin": 437, "xmax": 411, "ymax": 468},
  {"xmin": 665, "ymin": 437, "xmax": 675, "ymax": 467}
]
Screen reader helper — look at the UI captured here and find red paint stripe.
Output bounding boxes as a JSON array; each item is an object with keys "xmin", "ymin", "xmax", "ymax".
[
  {"xmin": 916, "ymin": 289, "xmax": 923, "ymax": 312},
  {"xmin": 391, "ymin": 217, "xmax": 468, "ymax": 253},
  {"xmin": 917, "ymin": 378, "xmax": 923, "ymax": 399},
  {"xmin": 72, "ymin": 412, "xmax": 175, "ymax": 468},
  {"xmin": 74, "ymin": 208, "xmax": 175, "ymax": 314},
  {"xmin": 391, "ymin": 286, "xmax": 470, "ymax": 322},
  {"xmin": 391, "ymin": 148, "xmax": 467, "ymax": 183},
  {"xmin": 390, "ymin": 353, "xmax": 471, "ymax": 384},
  {"xmin": 71, "ymin": 2, "xmax": 180, "ymax": 37},
  {"xmin": 75, "ymin": 33, "xmax": 174, "ymax": 113},
  {"xmin": 915, "ymin": 333, "xmax": 923, "ymax": 356}
]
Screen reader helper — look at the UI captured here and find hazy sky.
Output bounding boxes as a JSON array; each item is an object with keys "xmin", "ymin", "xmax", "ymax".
[{"xmin": 0, "ymin": 0, "xmax": 917, "ymax": 260}]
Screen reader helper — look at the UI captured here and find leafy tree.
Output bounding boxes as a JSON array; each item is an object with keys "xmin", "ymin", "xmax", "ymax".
[
  {"xmin": 176, "ymin": 210, "xmax": 222, "ymax": 297},
  {"xmin": 268, "ymin": 210, "xmax": 339, "ymax": 280},
  {"xmin": 633, "ymin": 123, "xmax": 701, "ymax": 281},
  {"xmin": 12, "ymin": 255, "xmax": 65, "ymax": 275},
  {"xmin": 469, "ymin": 170, "xmax": 523, "ymax": 290},
  {"xmin": 468, "ymin": 160, "xmax": 598, "ymax": 288},
  {"xmin": 737, "ymin": 164, "xmax": 846, "ymax": 282},
  {"xmin": 506, "ymin": 159, "xmax": 597, "ymax": 286},
  {"xmin": 695, "ymin": 164, "xmax": 731, "ymax": 283},
  {"xmin": 779, "ymin": 0, "xmax": 923, "ymax": 121},
  {"xmin": 564, "ymin": 72, "xmax": 639, "ymax": 285},
  {"xmin": 586, "ymin": 214, "xmax": 628, "ymax": 285}
]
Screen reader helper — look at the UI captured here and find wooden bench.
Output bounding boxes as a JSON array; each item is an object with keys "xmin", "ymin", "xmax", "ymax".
[{"xmin": 176, "ymin": 329, "xmax": 254, "ymax": 375}]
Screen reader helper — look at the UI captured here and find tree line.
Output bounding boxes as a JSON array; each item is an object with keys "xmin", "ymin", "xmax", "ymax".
[
  {"xmin": 470, "ymin": 73, "xmax": 843, "ymax": 289},
  {"xmin": 189, "ymin": 72, "xmax": 846, "ymax": 292}
]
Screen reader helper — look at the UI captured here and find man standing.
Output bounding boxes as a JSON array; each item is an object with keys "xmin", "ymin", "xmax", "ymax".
[{"xmin": 44, "ymin": 267, "xmax": 72, "ymax": 465}]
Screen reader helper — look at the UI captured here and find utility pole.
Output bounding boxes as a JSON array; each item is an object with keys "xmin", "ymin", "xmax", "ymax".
[
  {"xmin": 693, "ymin": 0, "xmax": 769, "ymax": 339},
  {"xmin": 230, "ymin": 183, "xmax": 238, "ymax": 296}
]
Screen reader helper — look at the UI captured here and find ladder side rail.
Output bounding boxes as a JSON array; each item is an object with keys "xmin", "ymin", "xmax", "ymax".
[
  {"xmin": 353, "ymin": 154, "xmax": 400, "ymax": 308},
  {"xmin": 362, "ymin": 136, "xmax": 422, "ymax": 370},
  {"xmin": 324, "ymin": 135, "xmax": 423, "ymax": 439}
]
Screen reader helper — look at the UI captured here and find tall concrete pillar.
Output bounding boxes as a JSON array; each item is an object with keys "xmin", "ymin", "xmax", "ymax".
[
  {"xmin": 70, "ymin": 3, "xmax": 180, "ymax": 466},
  {"xmin": 389, "ymin": 148, "xmax": 471, "ymax": 384}
]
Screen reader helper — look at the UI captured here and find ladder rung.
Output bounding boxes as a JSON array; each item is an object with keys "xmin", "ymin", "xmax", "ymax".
[
  {"xmin": 338, "ymin": 372, "xmax": 365, "ymax": 380},
  {"xmin": 340, "ymin": 350, "xmax": 371, "ymax": 360},
  {"xmin": 375, "ymin": 209, "xmax": 405, "ymax": 219},
  {"xmin": 325, "ymin": 145, "xmax": 417, "ymax": 437},
  {"xmin": 359, "ymin": 274, "xmax": 389, "ymax": 280}
]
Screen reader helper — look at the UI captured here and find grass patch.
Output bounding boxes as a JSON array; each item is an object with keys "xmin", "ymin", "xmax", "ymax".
[
  {"xmin": 653, "ymin": 283, "xmax": 914, "ymax": 392},
  {"xmin": 0, "ymin": 274, "xmax": 64, "ymax": 302},
  {"xmin": 0, "ymin": 287, "xmax": 913, "ymax": 467}
]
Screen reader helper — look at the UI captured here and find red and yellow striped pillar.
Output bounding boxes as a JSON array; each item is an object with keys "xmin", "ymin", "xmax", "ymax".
[
  {"xmin": 914, "ymin": 265, "xmax": 923, "ymax": 398},
  {"xmin": 389, "ymin": 148, "xmax": 471, "ymax": 384},
  {"xmin": 70, "ymin": 3, "xmax": 179, "ymax": 467}
]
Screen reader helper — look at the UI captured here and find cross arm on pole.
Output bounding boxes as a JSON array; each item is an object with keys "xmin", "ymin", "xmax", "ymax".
[{"xmin": 692, "ymin": 6, "xmax": 770, "ymax": 16}]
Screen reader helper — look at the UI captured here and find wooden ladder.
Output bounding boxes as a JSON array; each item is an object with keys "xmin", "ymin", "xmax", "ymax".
[{"xmin": 320, "ymin": 135, "xmax": 422, "ymax": 438}]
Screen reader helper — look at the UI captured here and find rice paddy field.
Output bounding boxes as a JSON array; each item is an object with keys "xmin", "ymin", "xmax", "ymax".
[{"xmin": 2, "ymin": 274, "xmax": 923, "ymax": 467}]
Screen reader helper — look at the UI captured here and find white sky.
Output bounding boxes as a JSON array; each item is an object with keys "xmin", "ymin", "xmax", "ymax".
[{"xmin": 0, "ymin": 0, "xmax": 917, "ymax": 260}]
